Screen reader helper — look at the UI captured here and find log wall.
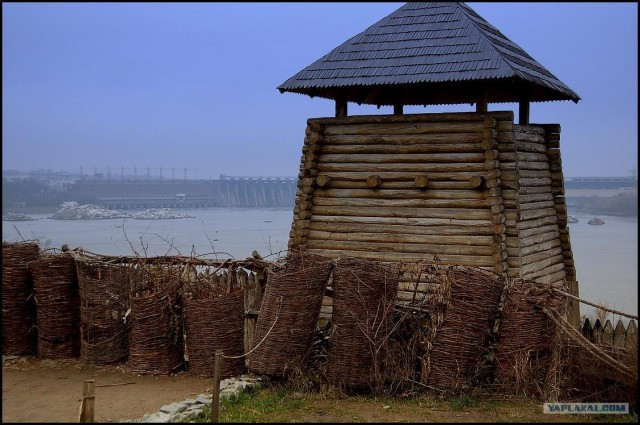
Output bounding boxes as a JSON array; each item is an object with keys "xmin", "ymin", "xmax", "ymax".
[{"xmin": 288, "ymin": 112, "xmax": 577, "ymax": 315}]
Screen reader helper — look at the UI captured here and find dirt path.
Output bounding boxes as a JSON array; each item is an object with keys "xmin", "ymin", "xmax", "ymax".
[{"xmin": 2, "ymin": 357, "xmax": 212, "ymax": 423}]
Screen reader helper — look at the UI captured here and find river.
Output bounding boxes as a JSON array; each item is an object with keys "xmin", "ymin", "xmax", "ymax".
[{"xmin": 3, "ymin": 208, "xmax": 637, "ymax": 318}]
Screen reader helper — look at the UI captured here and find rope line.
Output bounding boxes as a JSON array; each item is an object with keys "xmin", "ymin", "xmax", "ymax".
[
  {"xmin": 552, "ymin": 288, "xmax": 638, "ymax": 320},
  {"xmin": 221, "ymin": 296, "xmax": 283, "ymax": 360}
]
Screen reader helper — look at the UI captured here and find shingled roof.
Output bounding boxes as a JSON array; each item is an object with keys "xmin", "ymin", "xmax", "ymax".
[{"xmin": 278, "ymin": 2, "xmax": 580, "ymax": 107}]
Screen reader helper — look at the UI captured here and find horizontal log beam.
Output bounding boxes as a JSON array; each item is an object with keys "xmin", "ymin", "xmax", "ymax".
[
  {"xmin": 317, "ymin": 162, "xmax": 487, "ymax": 173},
  {"xmin": 305, "ymin": 247, "xmax": 494, "ymax": 266},
  {"xmin": 310, "ymin": 205, "xmax": 493, "ymax": 220},
  {"xmin": 306, "ymin": 230, "xmax": 494, "ymax": 246}
]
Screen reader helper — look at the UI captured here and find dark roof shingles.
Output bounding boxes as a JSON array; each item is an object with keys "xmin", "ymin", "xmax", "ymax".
[{"xmin": 278, "ymin": 2, "xmax": 580, "ymax": 103}]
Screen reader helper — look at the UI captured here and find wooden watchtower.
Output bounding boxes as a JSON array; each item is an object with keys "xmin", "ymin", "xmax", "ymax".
[{"xmin": 278, "ymin": 2, "xmax": 580, "ymax": 319}]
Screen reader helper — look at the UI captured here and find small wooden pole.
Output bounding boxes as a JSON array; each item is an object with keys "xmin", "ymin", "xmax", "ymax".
[
  {"xmin": 211, "ymin": 350, "xmax": 224, "ymax": 423},
  {"xmin": 335, "ymin": 98, "xmax": 348, "ymax": 118},
  {"xmin": 393, "ymin": 103, "xmax": 403, "ymax": 115},
  {"xmin": 78, "ymin": 379, "xmax": 95, "ymax": 423},
  {"xmin": 476, "ymin": 89, "xmax": 487, "ymax": 113},
  {"xmin": 519, "ymin": 100, "xmax": 530, "ymax": 125}
]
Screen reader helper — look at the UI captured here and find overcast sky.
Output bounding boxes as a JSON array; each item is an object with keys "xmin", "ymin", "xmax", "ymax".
[{"xmin": 2, "ymin": 2, "xmax": 638, "ymax": 179}]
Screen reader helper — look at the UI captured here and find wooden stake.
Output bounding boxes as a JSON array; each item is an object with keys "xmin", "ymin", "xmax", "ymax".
[
  {"xmin": 78, "ymin": 379, "xmax": 95, "ymax": 423},
  {"xmin": 211, "ymin": 350, "xmax": 223, "ymax": 423}
]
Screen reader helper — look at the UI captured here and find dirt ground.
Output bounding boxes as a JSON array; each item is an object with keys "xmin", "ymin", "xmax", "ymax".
[
  {"xmin": 2, "ymin": 356, "xmax": 212, "ymax": 423},
  {"xmin": 2, "ymin": 357, "xmax": 634, "ymax": 423}
]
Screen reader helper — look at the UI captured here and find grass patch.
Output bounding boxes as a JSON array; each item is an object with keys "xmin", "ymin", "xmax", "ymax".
[{"xmin": 181, "ymin": 385, "xmax": 637, "ymax": 423}]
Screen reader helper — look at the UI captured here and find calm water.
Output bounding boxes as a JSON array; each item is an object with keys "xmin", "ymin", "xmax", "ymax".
[{"xmin": 3, "ymin": 208, "xmax": 637, "ymax": 317}]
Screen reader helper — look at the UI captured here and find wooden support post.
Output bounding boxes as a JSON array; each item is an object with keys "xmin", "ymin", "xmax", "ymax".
[
  {"xmin": 211, "ymin": 350, "xmax": 223, "ymax": 423},
  {"xmin": 79, "ymin": 379, "xmax": 95, "ymax": 423},
  {"xmin": 519, "ymin": 100, "xmax": 530, "ymax": 125},
  {"xmin": 393, "ymin": 103, "xmax": 403, "ymax": 115},
  {"xmin": 335, "ymin": 98, "xmax": 348, "ymax": 118},
  {"xmin": 476, "ymin": 90, "xmax": 487, "ymax": 113}
]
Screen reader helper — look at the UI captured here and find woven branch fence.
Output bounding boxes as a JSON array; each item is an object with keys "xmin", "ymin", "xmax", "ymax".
[
  {"xmin": 493, "ymin": 280, "xmax": 566, "ymax": 398},
  {"xmin": 183, "ymin": 265, "xmax": 246, "ymax": 378},
  {"xmin": 31, "ymin": 253, "xmax": 80, "ymax": 358},
  {"xmin": 76, "ymin": 258, "xmax": 131, "ymax": 365},
  {"xmin": 247, "ymin": 252, "xmax": 333, "ymax": 377},
  {"xmin": 423, "ymin": 266, "xmax": 504, "ymax": 391},
  {"xmin": 326, "ymin": 258, "xmax": 401, "ymax": 390},
  {"xmin": 128, "ymin": 262, "xmax": 184, "ymax": 375},
  {"xmin": 2, "ymin": 241, "xmax": 40, "ymax": 355}
]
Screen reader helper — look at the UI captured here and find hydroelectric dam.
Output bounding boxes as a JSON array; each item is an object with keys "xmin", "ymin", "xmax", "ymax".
[{"xmin": 67, "ymin": 176, "xmax": 297, "ymax": 209}]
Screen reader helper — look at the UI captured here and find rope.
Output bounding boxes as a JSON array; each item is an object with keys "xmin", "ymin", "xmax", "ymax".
[
  {"xmin": 552, "ymin": 288, "xmax": 638, "ymax": 321},
  {"xmin": 541, "ymin": 306, "xmax": 635, "ymax": 380},
  {"xmin": 221, "ymin": 296, "xmax": 282, "ymax": 360}
]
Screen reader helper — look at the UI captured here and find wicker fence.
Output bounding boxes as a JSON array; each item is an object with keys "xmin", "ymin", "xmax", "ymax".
[{"xmin": 1, "ymin": 241, "xmax": 40, "ymax": 356}]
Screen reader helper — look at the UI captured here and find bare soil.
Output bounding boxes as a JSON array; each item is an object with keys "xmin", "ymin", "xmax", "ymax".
[
  {"xmin": 2, "ymin": 357, "xmax": 634, "ymax": 423},
  {"xmin": 2, "ymin": 357, "xmax": 212, "ymax": 423}
]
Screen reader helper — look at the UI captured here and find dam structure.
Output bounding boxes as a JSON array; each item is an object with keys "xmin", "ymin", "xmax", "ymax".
[{"xmin": 67, "ymin": 176, "xmax": 297, "ymax": 209}]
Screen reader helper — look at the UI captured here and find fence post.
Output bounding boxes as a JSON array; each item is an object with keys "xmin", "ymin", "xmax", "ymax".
[
  {"xmin": 211, "ymin": 350, "xmax": 223, "ymax": 423},
  {"xmin": 78, "ymin": 379, "xmax": 95, "ymax": 423}
]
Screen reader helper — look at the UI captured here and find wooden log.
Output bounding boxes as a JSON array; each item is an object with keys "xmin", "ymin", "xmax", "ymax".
[
  {"xmin": 496, "ymin": 120, "xmax": 514, "ymax": 132},
  {"xmin": 311, "ymin": 196, "xmax": 488, "ymax": 209},
  {"xmin": 522, "ymin": 261, "xmax": 565, "ymax": 281},
  {"xmin": 519, "ymin": 231, "xmax": 564, "ymax": 252},
  {"xmin": 307, "ymin": 121, "xmax": 323, "ymax": 132},
  {"xmin": 469, "ymin": 175, "xmax": 485, "ymax": 189},
  {"xmin": 493, "ymin": 261, "xmax": 508, "ymax": 273},
  {"xmin": 305, "ymin": 238, "xmax": 496, "ymax": 256},
  {"xmin": 519, "ymin": 224, "xmax": 560, "ymax": 239},
  {"xmin": 313, "ymin": 188, "xmax": 487, "ymax": 200},
  {"xmin": 320, "ymin": 142, "xmax": 483, "ymax": 154},
  {"xmin": 481, "ymin": 139, "xmax": 498, "ymax": 150},
  {"xmin": 538, "ymin": 269, "xmax": 567, "ymax": 285},
  {"xmin": 367, "ymin": 175, "xmax": 382, "ymax": 188},
  {"xmin": 482, "ymin": 128, "xmax": 498, "ymax": 140},
  {"xmin": 484, "ymin": 150, "xmax": 499, "ymax": 160},
  {"xmin": 518, "ymin": 177, "xmax": 553, "ymax": 187},
  {"xmin": 326, "ymin": 179, "xmax": 469, "ymax": 190},
  {"xmin": 491, "ymin": 213, "xmax": 505, "ymax": 224},
  {"xmin": 319, "ymin": 171, "xmax": 485, "ymax": 182},
  {"xmin": 310, "ymin": 221, "xmax": 493, "ymax": 237},
  {"xmin": 297, "ymin": 210, "xmax": 311, "ymax": 220},
  {"xmin": 305, "ymin": 247, "xmax": 494, "ymax": 266},
  {"xmin": 414, "ymin": 175, "xmax": 430, "ymax": 189},
  {"xmin": 515, "ymin": 170, "xmax": 552, "ymax": 179},
  {"xmin": 398, "ymin": 281, "xmax": 436, "ymax": 293},
  {"xmin": 316, "ymin": 162, "xmax": 487, "ymax": 173},
  {"xmin": 322, "ymin": 132, "xmax": 483, "ymax": 145},
  {"xmin": 315, "ymin": 111, "xmax": 513, "ymax": 126},
  {"xmin": 318, "ymin": 152, "xmax": 486, "ymax": 164},
  {"xmin": 514, "ymin": 133, "xmax": 545, "ymax": 144},
  {"xmin": 519, "ymin": 200, "xmax": 556, "ymax": 211},
  {"xmin": 310, "ymin": 214, "xmax": 493, "ymax": 227},
  {"xmin": 306, "ymin": 230, "xmax": 494, "ymax": 246},
  {"xmin": 211, "ymin": 350, "xmax": 223, "ymax": 423},
  {"xmin": 79, "ymin": 380, "xmax": 96, "ymax": 423},
  {"xmin": 500, "ymin": 162, "xmax": 545, "ymax": 173},
  {"xmin": 521, "ymin": 254, "xmax": 565, "ymax": 276},
  {"xmin": 517, "ymin": 207, "xmax": 558, "ymax": 221},
  {"xmin": 316, "ymin": 175, "xmax": 331, "ymax": 188},
  {"xmin": 310, "ymin": 205, "xmax": 493, "ymax": 220},
  {"xmin": 491, "ymin": 205, "xmax": 504, "ymax": 214},
  {"xmin": 519, "ymin": 238, "xmax": 561, "ymax": 257},
  {"xmin": 498, "ymin": 152, "xmax": 548, "ymax": 163},
  {"xmin": 323, "ymin": 121, "xmax": 485, "ymax": 136}
]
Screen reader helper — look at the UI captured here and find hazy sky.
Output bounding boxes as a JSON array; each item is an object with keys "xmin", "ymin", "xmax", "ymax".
[{"xmin": 2, "ymin": 2, "xmax": 638, "ymax": 179}]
